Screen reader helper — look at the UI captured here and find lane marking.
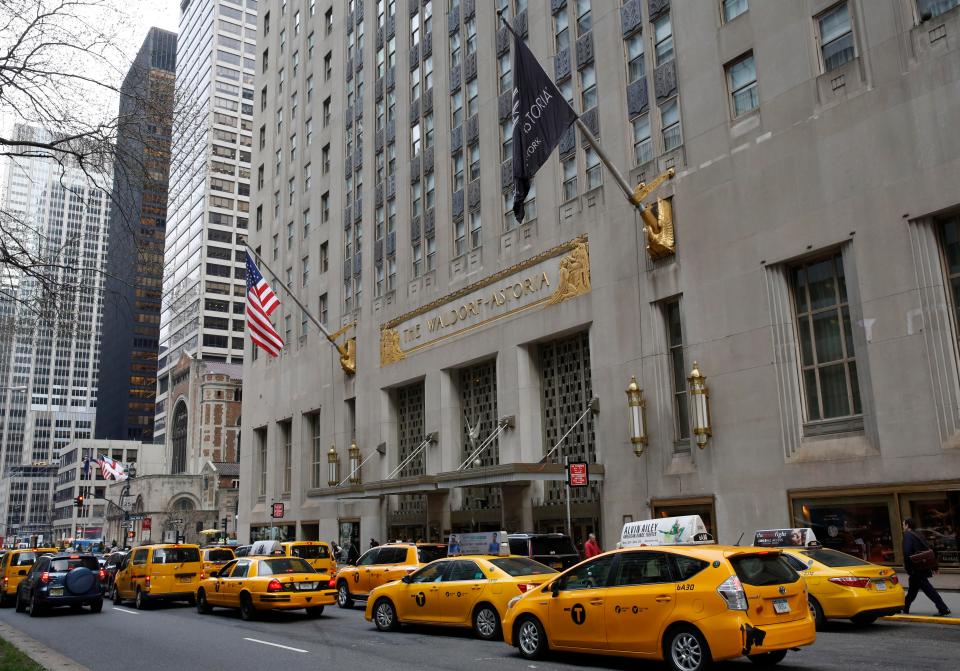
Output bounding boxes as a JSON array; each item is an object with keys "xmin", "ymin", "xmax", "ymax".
[
  {"xmin": 243, "ymin": 637, "xmax": 309, "ymax": 653},
  {"xmin": 112, "ymin": 607, "xmax": 140, "ymax": 615}
]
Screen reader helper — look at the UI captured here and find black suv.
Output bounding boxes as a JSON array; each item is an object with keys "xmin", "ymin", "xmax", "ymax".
[
  {"xmin": 16, "ymin": 553, "xmax": 104, "ymax": 616},
  {"xmin": 507, "ymin": 533, "xmax": 580, "ymax": 570}
]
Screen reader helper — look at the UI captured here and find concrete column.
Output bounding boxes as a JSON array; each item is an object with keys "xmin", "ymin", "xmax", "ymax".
[
  {"xmin": 501, "ymin": 484, "xmax": 533, "ymax": 532},
  {"xmin": 426, "ymin": 491, "xmax": 450, "ymax": 541},
  {"xmin": 437, "ymin": 368, "xmax": 460, "ymax": 473}
]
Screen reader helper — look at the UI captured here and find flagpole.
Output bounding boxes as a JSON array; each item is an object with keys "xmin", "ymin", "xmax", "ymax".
[{"xmin": 497, "ymin": 10, "xmax": 646, "ymax": 209}]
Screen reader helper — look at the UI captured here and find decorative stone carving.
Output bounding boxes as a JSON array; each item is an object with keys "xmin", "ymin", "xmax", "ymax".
[
  {"xmin": 559, "ymin": 126, "xmax": 575, "ymax": 155},
  {"xmin": 449, "ymin": 65, "xmax": 461, "ymax": 91},
  {"xmin": 551, "ymin": 0, "xmax": 567, "ymax": 13},
  {"xmin": 354, "ymin": 145, "xmax": 363, "ymax": 168},
  {"xmin": 499, "ymin": 91, "xmax": 512, "ymax": 120},
  {"xmin": 376, "ymin": 76, "xmax": 384, "ymax": 99},
  {"xmin": 654, "ymin": 59, "xmax": 677, "ymax": 102},
  {"xmin": 356, "ymin": 55, "xmax": 363, "ymax": 72},
  {"xmin": 423, "ymin": 88, "xmax": 433, "ymax": 113},
  {"xmin": 375, "ymin": 182, "xmax": 384, "ymax": 205},
  {"xmin": 501, "ymin": 159, "xmax": 513, "ymax": 190},
  {"xmin": 346, "ymin": 58, "xmax": 353, "ymax": 81},
  {"xmin": 386, "ymin": 13, "xmax": 395, "ymax": 38},
  {"xmin": 464, "ymin": 0, "xmax": 475, "ymax": 19},
  {"xmin": 380, "ymin": 328, "xmax": 406, "ymax": 365},
  {"xmin": 423, "ymin": 146, "xmax": 434, "ymax": 174},
  {"xmin": 376, "ymin": 26, "xmax": 384, "ymax": 49},
  {"xmin": 554, "ymin": 47, "xmax": 571, "ymax": 81},
  {"xmin": 409, "ymin": 98, "xmax": 420, "ymax": 123},
  {"xmin": 648, "ymin": 0, "xmax": 670, "ymax": 20},
  {"xmin": 424, "ymin": 208, "xmax": 435, "ymax": 234},
  {"xmin": 375, "ymin": 238, "xmax": 384, "ymax": 261},
  {"xmin": 580, "ymin": 107, "xmax": 599, "ymax": 141},
  {"xmin": 547, "ymin": 241, "xmax": 591, "ymax": 305},
  {"xmin": 343, "ymin": 258, "xmax": 352, "ymax": 279},
  {"xmin": 386, "ymin": 174, "xmax": 396, "ymax": 199},
  {"xmin": 497, "ymin": 27, "xmax": 509, "ymax": 55},
  {"xmin": 354, "ymin": 198, "xmax": 363, "ymax": 222},
  {"xmin": 468, "ymin": 179, "xmax": 481, "ymax": 210},
  {"xmin": 409, "ymin": 0, "xmax": 418, "ymax": 16},
  {"xmin": 375, "ymin": 129, "xmax": 384, "ymax": 152},
  {"xmin": 465, "ymin": 52, "xmax": 477, "ymax": 80},
  {"xmin": 448, "ymin": 7, "xmax": 460, "ymax": 34},
  {"xmin": 514, "ymin": 9, "xmax": 528, "ymax": 36},
  {"xmin": 409, "ymin": 43, "xmax": 419, "ymax": 69},
  {"xmin": 353, "ymin": 251, "xmax": 362, "ymax": 276},
  {"xmin": 423, "ymin": 31, "xmax": 432, "ymax": 57},
  {"xmin": 627, "ymin": 77, "xmax": 649, "ymax": 116},
  {"xmin": 410, "ymin": 216, "xmax": 421, "ymax": 242},
  {"xmin": 386, "ymin": 66, "xmax": 395, "ymax": 90},
  {"xmin": 386, "ymin": 118, "xmax": 396, "ymax": 143},
  {"xmin": 344, "ymin": 153, "xmax": 352, "ymax": 176},
  {"xmin": 343, "ymin": 207, "xmax": 352, "ymax": 229},
  {"xmin": 386, "ymin": 230, "xmax": 397, "ymax": 255},
  {"xmin": 576, "ymin": 33, "xmax": 594, "ymax": 68},
  {"xmin": 450, "ymin": 124, "xmax": 462, "ymax": 153},
  {"xmin": 621, "ymin": 0, "xmax": 642, "ymax": 36},
  {"xmin": 452, "ymin": 189, "xmax": 464, "ymax": 217},
  {"xmin": 410, "ymin": 155, "xmax": 421, "ymax": 179},
  {"xmin": 466, "ymin": 114, "xmax": 479, "ymax": 143}
]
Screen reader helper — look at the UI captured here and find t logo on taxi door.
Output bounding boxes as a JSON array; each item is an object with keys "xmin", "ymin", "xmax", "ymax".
[
  {"xmin": 571, "ymin": 603, "xmax": 586, "ymax": 625},
  {"xmin": 415, "ymin": 591, "xmax": 426, "ymax": 607}
]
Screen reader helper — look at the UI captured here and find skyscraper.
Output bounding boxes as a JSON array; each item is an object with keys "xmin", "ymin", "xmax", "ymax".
[
  {"xmin": 154, "ymin": 0, "xmax": 257, "ymax": 449},
  {"xmin": 96, "ymin": 27, "xmax": 177, "ymax": 444},
  {"xmin": 0, "ymin": 123, "xmax": 112, "ymax": 544}
]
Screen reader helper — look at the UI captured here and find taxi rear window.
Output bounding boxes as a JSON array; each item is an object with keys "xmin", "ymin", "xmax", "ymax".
[
  {"xmin": 800, "ymin": 548, "xmax": 869, "ymax": 568},
  {"xmin": 730, "ymin": 554, "xmax": 799, "ymax": 586},
  {"xmin": 530, "ymin": 537, "xmax": 578, "ymax": 556},
  {"xmin": 153, "ymin": 548, "xmax": 201, "ymax": 564},
  {"xmin": 50, "ymin": 557, "xmax": 99, "ymax": 572},
  {"xmin": 259, "ymin": 558, "xmax": 316, "ymax": 575},
  {"xmin": 290, "ymin": 544, "xmax": 330, "ymax": 559},
  {"xmin": 206, "ymin": 550, "xmax": 234, "ymax": 562},
  {"xmin": 416, "ymin": 546, "xmax": 447, "ymax": 563},
  {"xmin": 13, "ymin": 553, "xmax": 40, "ymax": 567},
  {"xmin": 489, "ymin": 557, "xmax": 558, "ymax": 576}
]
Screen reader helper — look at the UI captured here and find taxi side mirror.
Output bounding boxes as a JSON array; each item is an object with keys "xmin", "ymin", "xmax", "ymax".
[
  {"xmin": 550, "ymin": 581, "xmax": 560, "ymax": 597},
  {"xmin": 401, "ymin": 575, "xmax": 412, "ymax": 584},
  {"xmin": 209, "ymin": 570, "xmax": 219, "ymax": 578}
]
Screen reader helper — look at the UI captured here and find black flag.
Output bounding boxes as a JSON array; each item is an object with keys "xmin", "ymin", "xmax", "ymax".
[{"xmin": 511, "ymin": 32, "xmax": 577, "ymax": 224}]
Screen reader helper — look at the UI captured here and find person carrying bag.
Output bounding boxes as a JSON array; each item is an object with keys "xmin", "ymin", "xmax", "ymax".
[{"xmin": 902, "ymin": 517, "xmax": 950, "ymax": 616}]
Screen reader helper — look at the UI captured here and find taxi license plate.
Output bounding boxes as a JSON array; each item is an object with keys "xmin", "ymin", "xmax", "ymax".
[
  {"xmin": 875, "ymin": 581, "xmax": 887, "ymax": 591},
  {"xmin": 50, "ymin": 588, "xmax": 63, "ymax": 597},
  {"xmin": 297, "ymin": 582, "xmax": 318, "ymax": 591},
  {"xmin": 551, "ymin": 563, "xmax": 562, "ymax": 569},
  {"xmin": 773, "ymin": 599, "xmax": 791, "ymax": 614},
  {"xmin": 178, "ymin": 576, "xmax": 192, "ymax": 583}
]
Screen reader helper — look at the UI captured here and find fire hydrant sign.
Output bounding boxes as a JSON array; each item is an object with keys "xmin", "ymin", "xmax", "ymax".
[
  {"xmin": 271, "ymin": 502, "xmax": 285, "ymax": 518},
  {"xmin": 567, "ymin": 461, "xmax": 589, "ymax": 488}
]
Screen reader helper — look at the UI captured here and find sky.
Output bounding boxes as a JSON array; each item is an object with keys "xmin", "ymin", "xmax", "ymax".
[{"xmin": 125, "ymin": 0, "xmax": 182, "ymax": 54}]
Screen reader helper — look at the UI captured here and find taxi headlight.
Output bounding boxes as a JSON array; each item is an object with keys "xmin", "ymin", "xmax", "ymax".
[{"xmin": 507, "ymin": 596, "xmax": 521, "ymax": 610}]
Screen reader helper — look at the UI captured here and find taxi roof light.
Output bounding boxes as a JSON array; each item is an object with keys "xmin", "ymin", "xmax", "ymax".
[{"xmin": 717, "ymin": 575, "xmax": 748, "ymax": 611}]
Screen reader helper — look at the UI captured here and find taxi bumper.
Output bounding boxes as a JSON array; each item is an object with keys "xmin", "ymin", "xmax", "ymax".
[
  {"xmin": 815, "ymin": 585, "xmax": 905, "ymax": 618},
  {"xmin": 703, "ymin": 612, "xmax": 816, "ymax": 660},
  {"xmin": 255, "ymin": 589, "xmax": 336, "ymax": 610}
]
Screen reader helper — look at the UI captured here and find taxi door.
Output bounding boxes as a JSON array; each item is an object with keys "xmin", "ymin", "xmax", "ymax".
[
  {"xmin": 369, "ymin": 547, "xmax": 407, "ymax": 591},
  {"xmin": 219, "ymin": 559, "xmax": 252, "ymax": 607},
  {"xmin": 396, "ymin": 561, "xmax": 448, "ymax": 622},
  {"xmin": 603, "ymin": 551, "xmax": 678, "ymax": 654},
  {"xmin": 126, "ymin": 548, "xmax": 149, "ymax": 597},
  {"xmin": 435, "ymin": 559, "xmax": 486, "ymax": 624},
  {"xmin": 547, "ymin": 554, "xmax": 614, "ymax": 650},
  {"xmin": 207, "ymin": 559, "xmax": 239, "ymax": 606},
  {"xmin": 352, "ymin": 548, "xmax": 380, "ymax": 595}
]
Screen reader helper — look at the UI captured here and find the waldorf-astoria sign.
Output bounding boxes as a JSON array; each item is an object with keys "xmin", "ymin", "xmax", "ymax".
[{"xmin": 380, "ymin": 236, "xmax": 590, "ymax": 366}]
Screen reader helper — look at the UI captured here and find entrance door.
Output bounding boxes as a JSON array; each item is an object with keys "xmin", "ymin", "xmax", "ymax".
[{"xmin": 546, "ymin": 554, "xmax": 614, "ymax": 650}]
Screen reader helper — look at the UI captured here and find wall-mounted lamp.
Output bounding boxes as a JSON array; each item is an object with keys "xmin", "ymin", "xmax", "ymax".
[
  {"xmin": 688, "ymin": 362, "xmax": 712, "ymax": 448},
  {"xmin": 327, "ymin": 445, "xmax": 340, "ymax": 486},
  {"xmin": 348, "ymin": 442, "xmax": 362, "ymax": 484},
  {"xmin": 625, "ymin": 376, "xmax": 648, "ymax": 456}
]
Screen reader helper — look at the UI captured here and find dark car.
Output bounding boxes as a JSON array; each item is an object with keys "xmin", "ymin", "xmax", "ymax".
[
  {"xmin": 15, "ymin": 553, "xmax": 104, "ymax": 616},
  {"xmin": 507, "ymin": 533, "xmax": 580, "ymax": 570},
  {"xmin": 102, "ymin": 551, "xmax": 128, "ymax": 590}
]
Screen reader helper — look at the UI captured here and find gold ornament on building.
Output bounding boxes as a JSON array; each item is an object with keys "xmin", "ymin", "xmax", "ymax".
[
  {"xmin": 327, "ymin": 445, "xmax": 340, "ymax": 486},
  {"xmin": 327, "ymin": 322, "xmax": 356, "ymax": 375},
  {"xmin": 688, "ymin": 362, "xmax": 713, "ymax": 449},
  {"xmin": 625, "ymin": 376, "xmax": 648, "ymax": 456},
  {"xmin": 630, "ymin": 168, "xmax": 676, "ymax": 260},
  {"xmin": 548, "ymin": 241, "xmax": 591, "ymax": 305},
  {"xmin": 348, "ymin": 441, "xmax": 362, "ymax": 484},
  {"xmin": 379, "ymin": 328, "xmax": 406, "ymax": 365}
]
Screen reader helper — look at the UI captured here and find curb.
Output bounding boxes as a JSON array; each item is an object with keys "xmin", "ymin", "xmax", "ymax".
[
  {"xmin": 0, "ymin": 621, "xmax": 91, "ymax": 671},
  {"xmin": 882, "ymin": 614, "xmax": 960, "ymax": 625}
]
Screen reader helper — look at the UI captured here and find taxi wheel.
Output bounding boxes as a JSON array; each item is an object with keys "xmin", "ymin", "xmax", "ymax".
[
  {"xmin": 306, "ymin": 606, "xmax": 325, "ymax": 618},
  {"xmin": 240, "ymin": 594, "xmax": 258, "ymax": 621},
  {"xmin": 515, "ymin": 616, "xmax": 547, "ymax": 660},
  {"xmin": 336, "ymin": 581, "xmax": 354, "ymax": 608},
  {"xmin": 111, "ymin": 586, "xmax": 123, "ymax": 606},
  {"xmin": 135, "ymin": 589, "xmax": 149, "ymax": 610},
  {"xmin": 808, "ymin": 596, "xmax": 826, "ymax": 630},
  {"xmin": 472, "ymin": 604, "xmax": 501, "ymax": 641},
  {"xmin": 664, "ymin": 625, "xmax": 712, "ymax": 671},
  {"xmin": 373, "ymin": 598, "xmax": 399, "ymax": 632},
  {"xmin": 747, "ymin": 650, "xmax": 787, "ymax": 667},
  {"xmin": 196, "ymin": 589, "xmax": 213, "ymax": 614}
]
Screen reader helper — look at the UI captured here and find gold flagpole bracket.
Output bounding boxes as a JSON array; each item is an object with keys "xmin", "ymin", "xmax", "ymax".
[
  {"xmin": 632, "ymin": 168, "xmax": 676, "ymax": 260},
  {"xmin": 327, "ymin": 322, "xmax": 357, "ymax": 376}
]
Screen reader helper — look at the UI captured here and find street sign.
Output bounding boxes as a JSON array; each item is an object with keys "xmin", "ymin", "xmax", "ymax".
[
  {"xmin": 170, "ymin": 517, "xmax": 184, "ymax": 525},
  {"xmin": 142, "ymin": 517, "xmax": 152, "ymax": 530},
  {"xmin": 567, "ymin": 461, "xmax": 589, "ymax": 488},
  {"xmin": 271, "ymin": 502, "xmax": 285, "ymax": 519},
  {"xmin": 128, "ymin": 514, "xmax": 144, "ymax": 521}
]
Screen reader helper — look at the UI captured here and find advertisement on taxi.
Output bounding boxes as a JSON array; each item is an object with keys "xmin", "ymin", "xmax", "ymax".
[
  {"xmin": 448, "ymin": 531, "xmax": 508, "ymax": 556},
  {"xmin": 619, "ymin": 515, "xmax": 710, "ymax": 547},
  {"xmin": 754, "ymin": 528, "xmax": 818, "ymax": 548}
]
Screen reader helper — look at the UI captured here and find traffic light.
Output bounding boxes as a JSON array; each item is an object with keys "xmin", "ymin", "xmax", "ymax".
[{"xmin": 74, "ymin": 494, "xmax": 84, "ymax": 509}]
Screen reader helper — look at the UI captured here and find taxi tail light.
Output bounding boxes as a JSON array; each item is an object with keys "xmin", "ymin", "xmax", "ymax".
[
  {"xmin": 267, "ymin": 579, "xmax": 284, "ymax": 593},
  {"xmin": 2, "ymin": 576, "xmax": 8, "ymax": 588},
  {"xmin": 328, "ymin": 578, "xmax": 337, "ymax": 589},
  {"xmin": 98, "ymin": 569, "xmax": 106, "ymax": 581},
  {"xmin": 40, "ymin": 572, "xmax": 50, "ymax": 585},
  {"xmin": 890, "ymin": 576, "xmax": 899, "ymax": 585},
  {"xmin": 829, "ymin": 577, "xmax": 870, "ymax": 588},
  {"xmin": 517, "ymin": 583, "xmax": 535, "ymax": 593},
  {"xmin": 717, "ymin": 575, "xmax": 748, "ymax": 611},
  {"xmin": 145, "ymin": 575, "xmax": 151, "ymax": 589}
]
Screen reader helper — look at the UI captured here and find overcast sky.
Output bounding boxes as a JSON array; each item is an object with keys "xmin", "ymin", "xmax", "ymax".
[{"xmin": 127, "ymin": 0, "xmax": 182, "ymax": 52}]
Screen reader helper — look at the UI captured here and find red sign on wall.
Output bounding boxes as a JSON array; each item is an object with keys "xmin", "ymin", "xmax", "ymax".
[
  {"xmin": 271, "ymin": 502, "xmax": 285, "ymax": 519},
  {"xmin": 567, "ymin": 461, "xmax": 589, "ymax": 488},
  {"xmin": 142, "ymin": 517, "xmax": 152, "ymax": 531}
]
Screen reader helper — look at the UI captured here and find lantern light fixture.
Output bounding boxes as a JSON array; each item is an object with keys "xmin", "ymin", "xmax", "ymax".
[
  {"xmin": 625, "ymin": 376, "xmax": 648, "ymax": 456},
  {"xmin": 327, "ymin": 445, "xmax": 340, "ymax": 486},
  {"xmin": 688, "ymin": 362, "xmax": 712, "ymax": 448},
  {"xmin": 348, "ymin": 441, "xmax": 362, "ymax": 484}
]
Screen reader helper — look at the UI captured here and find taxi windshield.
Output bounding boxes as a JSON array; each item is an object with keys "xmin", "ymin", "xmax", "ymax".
[
  {"xmin": 800, "ymin": 548, "xmax": 870, "ymax": 567},
  {"xmin": 730, "ymin": 554, "xmax": 798, "ymax": 586},
  {"xmin": 416, "ymin": 546, "xmax": 447, "ymax": 563},
  {"xmin": 153, "ymin": 548, "xmax": 200, "ymax": 564},
  {"xmin": 489, "ymin": 557, "xmax": 558, "ymax": 576},
  {"xmin": 290, "ymin": 544, "xmax": 330, "ymax": 559},
  {"xmin": 206, "ymin": 549, "xmax": 234, "ymax": 562},
  {"xmin": 530, "ymin": 537, "xmax": 577, "ymax": 556},
  {"xmin": 259, "ymin": 558, "xmax": 316, "ymax": 575}
]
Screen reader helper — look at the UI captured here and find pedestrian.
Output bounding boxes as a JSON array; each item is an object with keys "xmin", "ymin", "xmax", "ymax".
[
  {"xmin": 347, "ymin": 541, "xmax": 359, "ymax": 564},
  {"xmin": 584, "ymin": 533, "xmax": 601, "ymax": 558},
  {"xmin": 902, "ymin": 518, "xmax": 951, "ymax": 616},
  {"xmin": 369, "ymin": 537, "xmax": 379, "ymax": 549}
]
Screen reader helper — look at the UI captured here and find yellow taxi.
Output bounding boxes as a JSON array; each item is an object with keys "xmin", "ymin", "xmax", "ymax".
[
  {"xmin": 754, "ymin": 529, "xmax": 904, "ymax": 628},
  {"xmin": 200, "ymin": 547, "xmax": 235, "ymax": 579},
  {"xmin": 364, "ymin": 532, "xmax": 557, "ymax": 640},
  {"xmin": 251, "ymin": 540, "xmax": 337, "ymax": 575},
  {"xmin": 502, "ymin": 517, "xmax": 816, "ymax": 671},
  {"xmin": 336, "ymin": 542, "xmax": 447, "ymax": 608},
  {"xmin": 0, "ymin": 548, "xmax": 57, "ymax": 606},
  {"xmin": 195, "ymin": 555, "xmax": 336, "ymax": 620},
  {"xmin": 111, "ymin": 544, "xmax": 202, "ymax": 609}
]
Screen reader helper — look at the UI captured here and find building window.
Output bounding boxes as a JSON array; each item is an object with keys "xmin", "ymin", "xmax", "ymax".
[
  {"xmin": 818, "ymin": 2, "xmax": 855, "ymax": 73},
  {"xmin": 654, "ymin": 13, "xmax": 674, "ymax": 66},
  {"xmin": 468, "ymin": 141, "xmax": 480, "ymax": 181},
  {"xmin": 469, "ymin": 211, "xmax": 482, "ymax": 249},
  {"xmin": 579, "ymin": 65, "xmax": 596, "ymax": 111},
  {"xmin": 319, "ymin": 293, "xmax": 328, "ymax": 325},
  {"xmin": 453, "ymin": 153, "xmax": 464, "ymax": 191},
  {"xmin": 626, "ymin": 32, "xmax": 645, "ymax": 84},
  {"xmin": 726, "ymin": 52, "xmax": 758, "ymax": 117},
  {"xmin": 302, "ymin": 256, "xmax": 310, "ymax": 286},
  {"xmin": 503, "ymin": 184, "xmax": 535, "ymax": 231},
  {"xmin": 918, "ymin": 0, "xmax": 960, "ymax": 19},
  {"xmin": 562, "ymin": 154, "xmax": 577, "ymax": 201},
  {"xmin": 555, "ymin": 10, "xmax": 569, "ymax": 53},
  {"xmin": 310, "ymin": 414, "xmax": 322, "ymax": 488},
  {"xmin": 791, "ymin": 253, "xmax": 862, "ymax": 422},
  {"xmin": 412, "ymin": 242, "xmax": 423, "ymax": 277},
  {"xmin": 466, "ymin": 16, "xmax": 477, "ymax": 55},
  {"xmin": 632, "ymin": 114, "xmax": 652, "ymax": 165},
  {"xmin": 664, "ymin": 300, "xmax": 690, "ymax": 442},
  {"xmin": 303, "ymin": 209, "xmax": 311, "ymax": 238},
  {"xmin": 451, "ymin": 89, "xmax": 463, "ymax": 128},
  {"xmin": 321, "ymin": 192, "xmax": 329, "ymax": 222},
  {"xmin": 325, "ymin": 7, "xmax": 333, "ymax": 34},
  {"xmin": 466, "ymin": 77, "xmax": 479, "ymax": 117},
  {"xmin": 171, "ymin": 401, "xmax": 188, "ymax": 474},
  {"xmin": 281, "ymin": 422, "xmax": 292, "ymax": 495},
  {"xmin": 660, "ymin": 98, "xmax": 682, "ymax": 152},
  {"xmin": 498, "ymin": 52, "xmax": 512, "ymax": 93},
  {"xmin": 584, "ymin": 147, "xmax": 601, "ymax": 190},
  {"xmin": 258, "ymin": 432, "xmax": 267, "ymax": 497},
  {"xmin": 722, "ymin": 0, "xmax": 748, "ymax": 23},
  {"xmin": 500, "ymin": 117, "xmax": 514, "ymax": 161},
  {"xmin": 575, "ymin": 0, "xmax": 591, "ymax": 35}
]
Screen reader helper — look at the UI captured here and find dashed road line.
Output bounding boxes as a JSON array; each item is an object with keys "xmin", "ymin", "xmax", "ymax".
[{"xmin": 243, "ymin": 637, "xmax": 309, "ymax": 653}]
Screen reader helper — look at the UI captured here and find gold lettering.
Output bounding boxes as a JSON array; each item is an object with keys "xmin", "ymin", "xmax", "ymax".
[
  {"xmin": 541, "ymin": 272, "xmax": 550, "ymax": 288},
  {"xmin": 512, "ymin": 283, "xmax": 523, "ymax": 298},
  {"xmin": 428, "ymin": 316, "xmax": 441, "ymax": 332},
  {"xmin": 523, "ymin": 278, "xmax": 534, "ymax": 293}
]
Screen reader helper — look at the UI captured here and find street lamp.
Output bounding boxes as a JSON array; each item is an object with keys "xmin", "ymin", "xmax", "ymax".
[
  {"xmin": 327, "ymin": 446, "xmax": 340, "ymax": 486},
  {"xmin": 688, "ymin": 362, "xmax": 713, "ymax": 448},
  {"xmin": 625, "ymin": 376, "xmax": 648, "ymax": 456},
  {"xmin": 348, "ymin": 442, "xmax": 361, "ymax": 484}
]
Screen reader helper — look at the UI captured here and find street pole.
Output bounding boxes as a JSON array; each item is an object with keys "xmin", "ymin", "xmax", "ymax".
[{"xmin": 564, "ymin": 457, "xmax": 572, "ymax": 539}]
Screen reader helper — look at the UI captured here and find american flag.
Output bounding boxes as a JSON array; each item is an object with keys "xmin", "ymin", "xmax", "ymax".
[
  {"xmin": 245, "ymin": 251, "xmax": 284, "ymax": 357},
  {"xmin": 97, "ymin": 454, "xmax": 127, "ymax": 481}
]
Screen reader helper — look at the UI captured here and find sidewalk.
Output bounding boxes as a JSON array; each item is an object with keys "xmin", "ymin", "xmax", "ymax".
[{"xmin": 883, "ymin": 580, "xmax": 960, "ymax": 625}]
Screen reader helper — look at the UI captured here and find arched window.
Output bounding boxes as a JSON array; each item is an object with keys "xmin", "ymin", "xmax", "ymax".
[
  {"xmin": 174, "ymin": 498, "xmax": 194, "ymax": 512},
  {"xmin": 171, "ymin": 401, "xmax": 188, "ymax": 474}
]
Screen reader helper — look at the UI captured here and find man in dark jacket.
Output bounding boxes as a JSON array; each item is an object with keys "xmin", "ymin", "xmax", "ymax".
[{"xmin": 902, "ymin": 518, "xmax": 950, "ymax": 616}]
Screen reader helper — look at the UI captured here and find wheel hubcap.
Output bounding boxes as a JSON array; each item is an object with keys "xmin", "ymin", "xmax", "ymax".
[
  {"xmin": 476, "ymin": 609, "xmax": 496, "ymax": 637},
  {"xmin": 376, "ymin": 603, "xmax": 393, "ymax": 628},
  {"xmin": 519, "ymin": 621, "xmax": 539, "ymax": 654},
  {"xmin": 672, "ymin": 633, "xmax": 702, "ymax": 671},
  {"xmin": 338, "ymin": 586, "xmax": 348, "ymax": 605}
]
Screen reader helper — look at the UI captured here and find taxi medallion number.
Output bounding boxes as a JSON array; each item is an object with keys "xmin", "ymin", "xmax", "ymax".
[{"xmin": 773, "ymin": 598, "xmax": 791, "ymax": 614}]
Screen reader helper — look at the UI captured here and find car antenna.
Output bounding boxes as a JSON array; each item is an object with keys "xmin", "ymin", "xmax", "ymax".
[{"xmin": 734, "ymin": 532, "xmax": 744, "ymax": 547}]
